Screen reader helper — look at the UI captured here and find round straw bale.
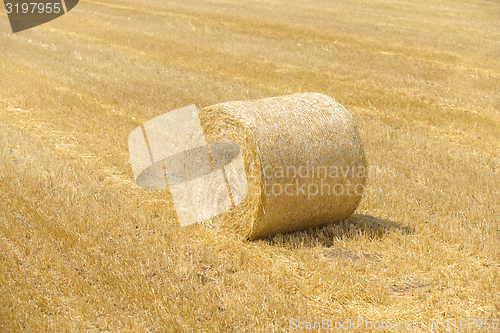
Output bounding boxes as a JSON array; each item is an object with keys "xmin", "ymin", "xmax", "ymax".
[{"xmin": 197, "ymin": 92, "xmax": 367, "ymax": 239}]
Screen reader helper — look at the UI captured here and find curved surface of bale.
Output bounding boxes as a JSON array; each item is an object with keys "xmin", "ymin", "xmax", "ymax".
[{"xmin": 199, "ymin": 92, "xmax": 367, "ymax": 239}]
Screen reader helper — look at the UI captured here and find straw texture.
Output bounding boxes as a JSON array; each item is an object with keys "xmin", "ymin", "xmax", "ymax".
[{"xmin": 198, "ymin": 93, "xmax": 367, "ymax": 239}]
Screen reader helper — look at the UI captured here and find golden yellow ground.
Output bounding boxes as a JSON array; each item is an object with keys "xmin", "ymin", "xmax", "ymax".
[{"xmin": 0, "ymin": 0, "xmax": 499, "ymax": 331}]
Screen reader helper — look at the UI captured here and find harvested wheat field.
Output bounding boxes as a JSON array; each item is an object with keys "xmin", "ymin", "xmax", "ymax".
[{"xmin": 0, "ymin": 0, "xmax": 499, "ymax": 331}]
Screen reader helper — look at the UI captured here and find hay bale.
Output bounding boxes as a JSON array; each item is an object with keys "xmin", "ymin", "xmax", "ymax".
[{"xmin": 198, "ymin": 92, "xmax": 367, "ymax": 239}]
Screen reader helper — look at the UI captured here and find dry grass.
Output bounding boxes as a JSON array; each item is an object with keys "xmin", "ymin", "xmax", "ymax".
[{"xmin": 0, "ymin": 0, "xmax": 499, "ymax": 331}]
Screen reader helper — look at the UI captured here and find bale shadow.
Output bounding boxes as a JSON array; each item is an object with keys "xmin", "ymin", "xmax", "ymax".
[{"xmin": 262, "ymin": 214, "xmax": 413, "ymax": 249}]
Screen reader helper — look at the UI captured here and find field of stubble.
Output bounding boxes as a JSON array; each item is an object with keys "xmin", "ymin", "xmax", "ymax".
[{"xmin": 0, "ymin": 0, "xmax": 499, "ymax": 331}]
